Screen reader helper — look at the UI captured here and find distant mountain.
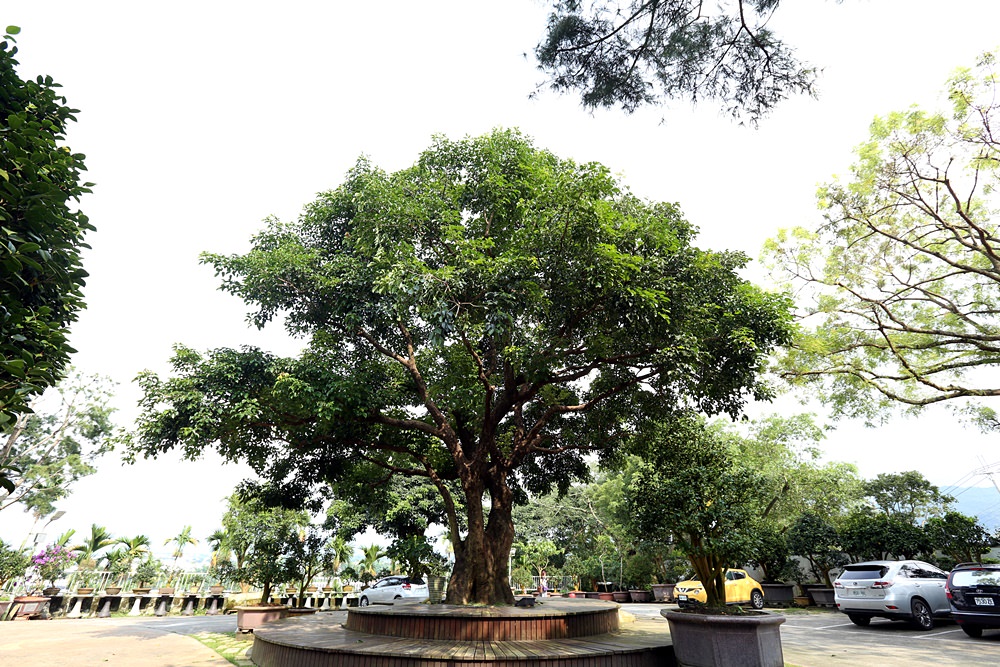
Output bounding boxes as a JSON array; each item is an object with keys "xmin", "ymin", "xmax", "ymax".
[{"xmin": 950, "ymin": 486, "xmax": 1000, "ymax": 531}]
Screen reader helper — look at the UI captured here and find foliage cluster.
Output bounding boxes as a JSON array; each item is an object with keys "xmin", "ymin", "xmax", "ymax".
[
  {"xmin": 0, "ymin": 26, "xmax": 94, "ymax": 424},
  {"xmin": 535, "ymin": 0, "xmax": 816, "ymax": 123},
  {"xmin": 765, "ymin": 49, "xmax": 1000, "ymax": 427}
]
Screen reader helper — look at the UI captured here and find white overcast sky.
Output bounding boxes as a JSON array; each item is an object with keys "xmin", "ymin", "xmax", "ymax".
[{"xmin": 4, "ymin": 1, "xmax": 1000, "ymax": 562}]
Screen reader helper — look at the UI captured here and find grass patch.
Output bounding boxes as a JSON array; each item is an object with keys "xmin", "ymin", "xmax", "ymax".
[
  {"xmin": 775, "ymin": 606, "xmax": 839, "ymax": 615},
  {"xmin": 191, "ymin": 631, "xmax": 254, "ymax": 666}
]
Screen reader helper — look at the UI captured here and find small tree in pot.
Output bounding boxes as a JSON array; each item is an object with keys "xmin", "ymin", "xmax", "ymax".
[
  {"xmin": 133, "ymin": 555, "xmax": 162, "ymax": 590},
  {"xmin": 787, "ymin": 513, "xmax": 847, "ymax": 588},
  {"xmin": 628, "ymin": 415, "xmax": 764, "ymax": 608},
  {"xmin": 0, "ymin": 540, "xmax": 30, "ymax": 591}
]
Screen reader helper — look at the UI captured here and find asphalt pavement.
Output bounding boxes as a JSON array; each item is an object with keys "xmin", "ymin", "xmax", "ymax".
[{"xmin": 3, "ymin": 604, "xmax": 996, "ymax": 667}]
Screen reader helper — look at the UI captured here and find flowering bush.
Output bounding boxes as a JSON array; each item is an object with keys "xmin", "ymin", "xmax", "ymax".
[{"xmin": 32, "ymin": 544, "xmax": 77, "ymax": 587}]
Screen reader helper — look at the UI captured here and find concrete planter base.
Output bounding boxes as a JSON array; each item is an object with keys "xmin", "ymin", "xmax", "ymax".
[
  {"xmin": 651, "ymin": 583, "xmax": 675, "ymax": 602},
  {"xmin": 760, "ymin": 583, "xmax": 795, "ymax": 606},
  {"xmin": 237, "ymin": 604, "xmax": 289, "ymax": 633},
  {"xmin": 809, "ymin": 588, "xmax": 836, "ymax": 607},
  {"xmin": 662, "ymin": 608, "xmax": 785, "ymax": 667}
]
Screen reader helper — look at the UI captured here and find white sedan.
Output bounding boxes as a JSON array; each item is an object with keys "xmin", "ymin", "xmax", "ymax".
[{"xmin": 358, "ymin": 576, "xmax": 429, "ymax": 606}]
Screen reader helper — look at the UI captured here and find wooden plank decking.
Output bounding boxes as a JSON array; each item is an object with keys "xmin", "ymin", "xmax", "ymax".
[{"xmin": 251, "ymin": 606, "xmax": 674, "ymax": 667}]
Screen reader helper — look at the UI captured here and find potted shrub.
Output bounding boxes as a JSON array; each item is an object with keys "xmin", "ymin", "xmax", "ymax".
[
  {"xmin": 187, "ymin": 572, "xmax": 206, "ymax": 593},
  {"xmin": 787, "ymin": 513, "xmax": 847, "ymax": 606},
  {"xmin": 629, "ymin": 417, "xmax": 786, "ymax": 667},
  {"xmin": 215, "ymin": 497, "xmax": 304, "ymax": 630},
  {"xmin": 1, "ymin": 541, "xmax": 30, "ymax": 616},
  {"xmin": 751, "ymin": 526, "xmax": 799, "ymax": 606},
  {"xmin": 510, "ymin": 566, "xmax": 532, "ymax": 594},
  {"xmin": 340, "ymin": 565, "xmax": 359, "ymax": 593},
  {"xmin": 132, "ymin": 555, "xmax": 162, "ymax": 594},
  {"xmin": 286, "ymin": 526, "xmax": 333, "ymax": 608},
  {"xmin": 32, "ymin": 543, "xmax": 76, "ymax": 593}
]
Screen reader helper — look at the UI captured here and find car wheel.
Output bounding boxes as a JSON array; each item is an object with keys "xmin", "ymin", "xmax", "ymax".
[
  {"xmin": 359, "ymin": 596, "xmax": 370, "ymax": 607},
  {"xmin": 749, "ymin": 589, "xmax": 764, "ymax": 610},
  {"xmin": 961, "ymin": 624, "xmax": 984, "ymax": 638},
  {"xmin": 910, "ymin": 599, "xmax": 934, "ymax": 631},
  {"xmin": 847, "ymin": 614, "xmax": 871, "ymax": 627}
]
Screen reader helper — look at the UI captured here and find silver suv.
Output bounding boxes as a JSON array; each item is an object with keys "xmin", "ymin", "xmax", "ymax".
[{"xmin": 833, "ymin": 560, "xmax": 950, "ymax": 630}]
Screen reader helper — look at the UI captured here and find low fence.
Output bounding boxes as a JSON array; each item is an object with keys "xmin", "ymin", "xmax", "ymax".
[{"xmin": 2, "ymin": 571, "xmax": 245, "ymax": 596}]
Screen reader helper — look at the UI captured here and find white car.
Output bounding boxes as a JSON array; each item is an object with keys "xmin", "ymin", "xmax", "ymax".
[
  {"xmin": 358, "ymin": 576, "xmax": 429, "ymax": 606},
  {"xmin": 834, "ymin": 560, "xmax": 950, "ymax": 630}
]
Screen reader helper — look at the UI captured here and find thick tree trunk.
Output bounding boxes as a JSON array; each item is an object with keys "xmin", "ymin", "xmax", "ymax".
[{"xmin": 444, "ymin": 472, "xmax": 516, "ymax": 605}]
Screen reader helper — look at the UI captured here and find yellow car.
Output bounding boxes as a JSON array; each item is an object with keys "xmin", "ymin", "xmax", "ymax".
[{"xmin": 674, "ymin": 569, "xmax": 765, "ymax": 609}]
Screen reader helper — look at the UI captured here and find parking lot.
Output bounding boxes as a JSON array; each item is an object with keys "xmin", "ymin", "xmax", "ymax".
[
  {"xmin": 627, "ymin": 604, "xmax": 1000, "ymax": 666},
  {"xmin": 3, "ymin": 605, "xmax": 998, "ymax": 667}
]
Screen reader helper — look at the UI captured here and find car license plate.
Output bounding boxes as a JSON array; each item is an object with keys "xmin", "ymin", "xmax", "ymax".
[
  {"xmin": 677, "ymin": 595, "xmax": 688, "ymax": 601},
  {"xmin": 975, "ymin": 597, "xmax": 994, "ymax": 606},
  {"xmin": 851, "ymin": 589, "xmax": 865, "ymax": 597}
]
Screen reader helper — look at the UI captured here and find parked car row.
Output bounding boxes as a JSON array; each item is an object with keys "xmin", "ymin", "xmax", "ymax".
[{"xmin": 833, "ymin": 559, "xmax": 1000, "ymax": 638}]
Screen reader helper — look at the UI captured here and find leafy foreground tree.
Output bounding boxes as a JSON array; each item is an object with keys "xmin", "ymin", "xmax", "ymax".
[
  {"xmin": 212, "ymin": 494, "xmax": 306, "ymax": 604},
  {"xmin": 627, "ymin": 415, "xmax": 766, "ymax": 607},
  {"xmin": 0, "ymin": 27, "xmax": 94, "ymax": 424},
  {"xmin": 0, "ymin": 372, "xmax": 114, "ymax": 515},
  {"xmin": 764, "ymin": 50, "xmax": 1000, "ymax": 425},
  {"xmin": 124, "ymin": 129, "xmax": 791, "ymax": 605},
  {"xmin": 0, "ymin": 539, "xmax": 30, "ymax": 589},
  {"xmin": 534, "ymin": 0, "xmax": 816, "ymax": 123}
]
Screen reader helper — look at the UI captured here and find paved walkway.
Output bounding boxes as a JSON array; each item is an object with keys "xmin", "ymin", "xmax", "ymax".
[
  {"xmin": 0, "ymin": 616, "xmax": 236, "ymax": 667},
  {"xmin": 3, "ymin": 604, "xmax": 985, "ymax": 666}
]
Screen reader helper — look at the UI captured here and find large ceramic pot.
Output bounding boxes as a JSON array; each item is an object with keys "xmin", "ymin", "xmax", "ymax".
[
  {"xmin": 236, "ymin": 604, "xmax": 289, "ymax": 633},
  {"xmin": 800, "ymin": 584, "xmax": 826, "ymax": 605},
  {"xmin": 209, "ymin": 585, "xmax": 224, "ymax": 595},
  {"xmin": 612, "ymin": 591, "xmax": 630, "ymax": 603},
  {"xmin": 651, "ymin": 583, "xmax": 675, "ymax": 602},
  {"xmin": 809, "ymin": 588, "xmax": 836, "ymax": 606},
  {"xmin": 105, "ymin": 586, "xmax": 122, "ymax": 596},
  {"xmin": 597, "ymin": 592, "xmax": 615, "ymax": 601},
  {"xmin": 427, "ymin": 574, "xmax": 447, "ymax": 603},
  {"xmin": 760, "ymin": 583, "xmax": 795, "ymax": 606},
  {"xmin": 629, "ymin": 590, "xmax": 652, "ymax": 603},
  {"xmin": 662, "ymin": 609, "xmax": 786, "ymax": 667}
]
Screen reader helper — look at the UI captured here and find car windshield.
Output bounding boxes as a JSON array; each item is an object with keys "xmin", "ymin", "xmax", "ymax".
[
  {"xmin": 840, "ymin": 566, "xmax": 889, "ymax": 580},
  {"xmin": 952, "ymin": 570, "xmax": 1000, "ymax": 587}
]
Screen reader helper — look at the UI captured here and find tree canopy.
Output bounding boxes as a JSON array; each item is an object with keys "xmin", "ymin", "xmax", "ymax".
[
  {"xmin": 764, "ymin": 50, "xmax": 1000, "ymax": 425},
  {"xmin": 0, "ymin": 27, "xmax": 94, "ymax": 425},
  {"xmin": 0, "ymin": 372, "xmax": 114, "ymax": 516},
  {"xmin": 534, "ymin": 0, "xmax": 816, "ymax": 123},
  {"xmin": 123, "ymin": 129, "xmax": 791, "ymax": 604}
]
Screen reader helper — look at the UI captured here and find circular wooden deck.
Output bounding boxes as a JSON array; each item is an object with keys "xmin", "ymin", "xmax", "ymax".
[
  {"xmin": 345, "ymin": 598, "xmax": 619, "ymax": 640},
  {"xmin": 250, "ymin": 599, "xmax": 673, "ymax": 667}
]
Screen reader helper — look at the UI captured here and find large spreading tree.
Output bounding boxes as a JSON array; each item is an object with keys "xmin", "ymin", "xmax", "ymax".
[
  {"xmin": 0, "ymin": 27, "xmax": 94, "ymax": 425},
  {"xmin": 123, "ymin": 129, "xmax": 791, "ymax": 605},
  {"xmin": 534, "ymin": 0, "xmax": 817, "ymax": 123},
  {"xmin": 764, "ymin": 50, "xmax": 1000, "ymax": 425}
]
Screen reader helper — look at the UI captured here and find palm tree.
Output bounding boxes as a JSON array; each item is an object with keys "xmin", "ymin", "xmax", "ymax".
[
  {"xmin": 165, "ymin": 525, "xmax": 198, "ymax": 565},
  {"xmin": 207, "ymin": 529, "xmax": 231, "ymax": 569},
  {"xmin": 327, "ymin": 536, "xmax": 353, "ymax": 585},
  {"xmin": 361, "ymin": 544, "xmax": 383, "ymax": 582},
  {"xmin": 117, "ymin": 534, "xmax": 151, "ymax": 565},
  {"xmin": 54, "ymin": 528, "xmax": 76, "ymax": 547},
  {"xmin": 72, "ymin": 524, "xmax": 114, "ymax": 566}
]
